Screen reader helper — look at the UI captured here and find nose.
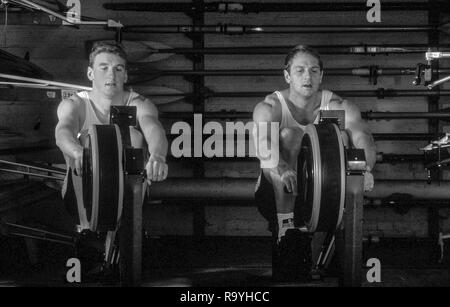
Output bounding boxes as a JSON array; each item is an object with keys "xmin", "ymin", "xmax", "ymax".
[
  {"xmin": 106, "ymin": 67, "xmax": 116, "ymax": 79},
  {"xmin": 303, "ymin": 69, "xmax": 311, "ymax": 80}
]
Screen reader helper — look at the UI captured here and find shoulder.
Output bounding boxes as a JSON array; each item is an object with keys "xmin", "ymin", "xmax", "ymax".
[
  {"xmin": 328, "ymin": 93, "xmax": 361, "ymax": 120},
  {"xmin": 129, "ymin": 91, "xmax": 148, "ymax": 103},
  {"xmin": 329, "ymin": 93, "xmax": 359, "ymax": 111},
  {"xmin": 57, "ymin": 94, "xmax": 83, "ymax": 116},
  {"xmin": 128, "ymin": 91, "xmax": 158, "ymax": 116},
  {"xmin": 253, "ymin": 92, "xmax": 282, "ymax": 122},
  {"xmin": 328, "ymin": 92, "xmax": 345, "ymax": 107}
]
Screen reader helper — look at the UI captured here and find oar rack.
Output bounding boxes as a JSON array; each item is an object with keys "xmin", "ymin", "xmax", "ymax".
[{"xmin": 99, "ymin": 0, "xmax": 450, "ymax": 243}]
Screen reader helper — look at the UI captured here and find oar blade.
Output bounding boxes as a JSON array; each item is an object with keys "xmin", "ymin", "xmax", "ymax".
[
  {"xmin": 86, "ymin": 40, "xmax": 174, "ymax": 63},
  {"xmin": 131, "ymin": 85, "xmax": 185, "ymax": 104}
]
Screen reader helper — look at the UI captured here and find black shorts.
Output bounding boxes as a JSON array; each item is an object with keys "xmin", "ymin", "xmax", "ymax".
[{"xmin": 254, "ymin": 170, "xmax": 277, "ymax": 234}]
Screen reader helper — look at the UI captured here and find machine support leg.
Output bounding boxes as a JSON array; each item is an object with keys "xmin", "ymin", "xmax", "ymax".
[
  {"xmin": 120, "ymin": 175, "xmax": 143, "ymax": 286},
  {"xmin": 338, "ymin": 174, "xmax": 364, "ymax": 287}
]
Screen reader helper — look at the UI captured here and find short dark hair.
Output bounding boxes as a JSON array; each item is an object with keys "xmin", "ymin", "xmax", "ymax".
[
  {"xmin": 284, "ymin": 45, "xmax": 323, "ymax": 72},
  {"xmin": 88, "ymin": 41, "xmax": 128, "ymax": 67}
]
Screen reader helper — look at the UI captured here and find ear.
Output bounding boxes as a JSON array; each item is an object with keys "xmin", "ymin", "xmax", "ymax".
[
  {"xmin": 319, "ymin": 70, "xmax": 323, "ymax": 84},
  {"xmin": 87, "ymin": 66, "xmax": 94, "ymax": 81},
  {"xmin": 283, "ymin": 69, "xmax": 291, "ymax": 84},
  {"xmin": 124, "ymin": 70, "xmax": 128, "ymax": 84}
]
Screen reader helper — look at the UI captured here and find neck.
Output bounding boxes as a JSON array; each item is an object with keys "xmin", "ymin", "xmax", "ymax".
[
  {"xmin": 288, "ymin": 89, "xmax": 320, "ymax": 110},
  {"xmin": 89, "ymin": 88, "xmax": 126, "ymax": 114}
]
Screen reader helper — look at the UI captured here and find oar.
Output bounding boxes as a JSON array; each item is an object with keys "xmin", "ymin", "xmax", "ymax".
[
  {"xmin": 8, "ymin": 0, "xmax": 122, "ymax": 27},
  {"xmin": 87, "ymin": 40, "xmax": 450, "ymax": 64},
  {"xmin": 119, "ymin": 86, "xmax": 450, "ymax": 99},
  {"xmin": 0, "ymin": 74, "xmax": 183, "ymax": 105},
  {"xmin": 127, "ymin": 66, "xmax": 450, "ymax": 82},
  {"xmin": 86, "ymin": 40, "xmax": 175, "ymax": 63},
  {"xmin": 159, "ymin": 109, "xmax": 450, "ymax": 120},
  {"xmin": 129, "ymin": 85, "xmax": 186, "ymax": 105},
  {"xmin": 102, "ymin": 2, "xmax": 437, "ymax": 13},
  {"xmin": 3, "ymin": 222, "xmax": 76, "ymax": 246},
  {"xmin": 0, "ymin": 159, "xmax": 65, "ymax": 181},
  {"xmin": 121, "ymin": 23, "xmax": 450, "ymax": 35},
  {"xmin": 0, "ymin": 49, "xmax": 52, "ymax": 79},
  {"xmin": 0, "ymin": 73, "xmax": 91, "ymax": 91}
]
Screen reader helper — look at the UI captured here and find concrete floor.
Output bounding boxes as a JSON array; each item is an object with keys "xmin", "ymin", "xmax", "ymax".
[{"xmin": 1, "ymin": 235, "xmax": 450, "ymax": 287}]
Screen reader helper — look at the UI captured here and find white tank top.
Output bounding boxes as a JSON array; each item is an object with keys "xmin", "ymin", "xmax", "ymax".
[
  {"xmin": 62, "ymin": 90, "xmax": 140, "ymax": 229},
  {"xmin": 275, "ymin": 89, "xmax": 333, "ymax": 130},
  {"xmin": 77, "ymin": 90, "xmax": 138, "ymax": 140}
]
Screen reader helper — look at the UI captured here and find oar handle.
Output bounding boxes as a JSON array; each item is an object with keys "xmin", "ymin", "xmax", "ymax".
[
  {"xmin": 0, "ymin": 73, "xmax": 91, "ymax": 91},
  {"xmin": 0, "ymin": 168, "xmax": 64, "ymax": 181},
  {"xmin": 427, "ymin": 75, "xmax": 450, "ymax": 89},
  {"xmin": 426, "ymin": 51, "xmax": 450, "ymax": 61}
]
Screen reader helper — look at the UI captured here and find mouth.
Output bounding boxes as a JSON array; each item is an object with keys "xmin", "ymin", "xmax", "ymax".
[
  {"xmin": 302, "ymin": 84, "xmax": 313, "ymax": 89},
  {"xmin": 105, "ymin": 81, "xmax": 117, "ymax": 87}
]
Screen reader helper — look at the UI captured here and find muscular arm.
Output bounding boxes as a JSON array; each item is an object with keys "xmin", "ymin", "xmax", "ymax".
[
  {"xmin": 135, "ymin": 98, "xmax": 168, "ymax": 161},
  {"xmin": 253, "ymin": 98, "xmax": 298, "ymax": 194},
  {"xmin": 55, "ymin": 98, "xmax": 83, "ymax": 175},
  {"xmin": 134, "ymin": 97, "xmax": 168, "ymax": 182},
  {"xmin": 252, "ymin": 98, "xmax": 288, "ymax": 174}
]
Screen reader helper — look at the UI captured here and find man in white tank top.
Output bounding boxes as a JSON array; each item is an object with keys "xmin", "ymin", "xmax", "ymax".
[
  {"xmin": 55, "ymin": 42, "xmax": 168, "ymax": 229},
  {"xmin": 253, "ymin": 45, "xmax": 376, "ymax": 281}
]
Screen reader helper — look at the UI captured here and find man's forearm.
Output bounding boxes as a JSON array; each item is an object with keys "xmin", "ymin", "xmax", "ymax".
[
  {"xmin": 55, "ymin": 129, "xmax": 83, "ymax": 160},
  {"xmin": 141, "ymin": 120, "xmax": 168, "ymax": 161},
  {"xmin": 148, "ymin": 130, "xmax": 168, "ymax": 161},
  {"xmin": 268, "ymin": 157, "xmax": 291, "ymax": 176},
  {"xmin": 352, "ymin": 132, "xmax": 377, "ymax": 171}
]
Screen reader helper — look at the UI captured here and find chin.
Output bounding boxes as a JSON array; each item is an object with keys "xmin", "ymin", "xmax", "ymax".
[
  {"xmin": 298, "ymin": 89, "xmax": 314, "ymax": 98},
  {"xmin": 300, "ymin": 87, "xmax": 319, "ymax": 98},
  {"xmin": 103, "ymin": 88, "xmax": 121, "ymax": 97}
]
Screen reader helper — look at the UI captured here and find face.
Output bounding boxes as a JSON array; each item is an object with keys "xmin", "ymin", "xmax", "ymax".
[
  {"xmin": 87, "ymin": 52, "xmax": 127, "ymax": 98},
  {"xmin": 284, "ymin": 52, "xmax": 323, "ymax": 98}
]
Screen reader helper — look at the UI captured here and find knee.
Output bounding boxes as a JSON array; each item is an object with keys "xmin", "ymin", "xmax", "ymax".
[{"xmin": 280, "ymin": 127, "xmax": 303, "ymax": 153}]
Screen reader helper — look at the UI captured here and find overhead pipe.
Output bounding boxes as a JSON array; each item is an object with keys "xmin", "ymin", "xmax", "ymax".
[
  {"xmin": 148, "ymin": 178, "xmax": 450, "ymax": 200},
  {"xmin": 103, "ymin": 2, "xmax": 447, "ymax": 13}
]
